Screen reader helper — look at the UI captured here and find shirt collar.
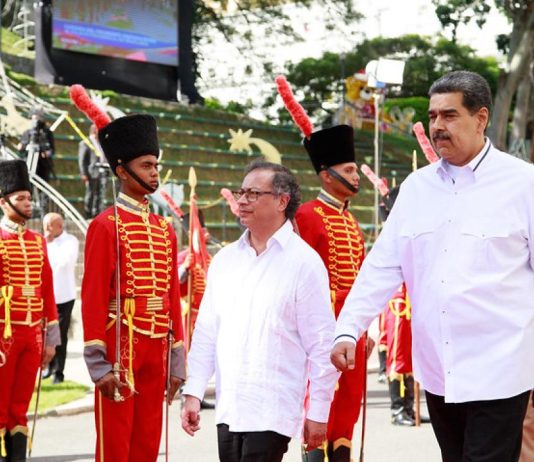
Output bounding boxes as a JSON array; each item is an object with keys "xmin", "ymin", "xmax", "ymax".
[
  {"xmin": 238, "ymin": 219, "xmax": 293, "ymax": 251},
  {"xmin": 436, "ymin": 138, "xmax": 491, "ymax": 183},
  {"xmin": 317, "ymin": 189, "xmax": 348, "ymax": 212},
  {"xmin": 116, "ymin": 192, "xmax": 150, "ymax": 216},
  {"xmin": 0, "ymin": 216, "xmax": 26, "ymax": 234}
]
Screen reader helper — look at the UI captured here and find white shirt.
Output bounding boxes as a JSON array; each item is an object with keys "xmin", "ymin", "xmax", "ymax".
[
  {"xmin": 183, "ymin": 220, "xmax": 338, "ymax": 438},
  {"xmin": 336, "ymin": 141, "xmax": 534, "ymax": 403},
  {"xmin": 47, "ymin": 231, "xmax": 79, "ymax": 304}
]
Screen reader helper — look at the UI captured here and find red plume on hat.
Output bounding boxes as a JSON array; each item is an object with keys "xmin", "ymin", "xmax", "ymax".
[
  {"xmin": 275, "ymin": 75, "xmax": 313, "ymax": 138},
  {"xmin": 69, "ymin": 84, "xmax": 111, "ymax": 130}
]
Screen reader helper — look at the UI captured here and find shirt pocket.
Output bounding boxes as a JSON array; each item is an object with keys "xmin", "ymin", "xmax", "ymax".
[
  {"xmin": 459, "ymin": 219, "xmax": 522, "ymax": 271},
  {"xmin": 398, "ymin": 218, "xmax": 440, "ymax": 271}
]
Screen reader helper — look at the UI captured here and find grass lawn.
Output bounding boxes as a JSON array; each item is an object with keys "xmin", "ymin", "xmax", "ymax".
[{"xmin": 29, "ymin": 378, "xmax": 90, "ymax": 413}]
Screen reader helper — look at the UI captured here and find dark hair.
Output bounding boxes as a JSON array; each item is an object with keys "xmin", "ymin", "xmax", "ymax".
[
  {"xmin": 429, "ymin": 71, "xmax": 492, "ymax": 116},
  {"xmin": 244, "ymin": 160, "xmax": 301, "ymax": 220}
]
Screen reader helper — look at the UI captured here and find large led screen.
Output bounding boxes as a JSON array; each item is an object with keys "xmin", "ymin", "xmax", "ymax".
[{"xmin": 52, "ymin": 0, "xmax": 178, "ymax": 67}]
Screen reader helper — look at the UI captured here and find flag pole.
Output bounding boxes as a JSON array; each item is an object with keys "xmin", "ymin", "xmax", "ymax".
[{"xmin": 186, "ymin": 167, "xmax": 197, "ymax": 349}]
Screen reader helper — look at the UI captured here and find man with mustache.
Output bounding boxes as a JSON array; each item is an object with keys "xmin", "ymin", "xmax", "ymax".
[
  {"xmin": 71, "ymin": 85, "xmax": 186, "ymax": 462},
  {"xmin": 332, "ymin": 70, "xmax": 534, "ymax": 462},
  {"xmin": 294, "ymin": 125, "xmax": 367, "ymax": 462}
]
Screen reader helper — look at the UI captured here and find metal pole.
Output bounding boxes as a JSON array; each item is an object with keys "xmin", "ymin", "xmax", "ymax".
[{"xmin": 373, "ymin": 93, "xmax": 381, "ymax": 240}]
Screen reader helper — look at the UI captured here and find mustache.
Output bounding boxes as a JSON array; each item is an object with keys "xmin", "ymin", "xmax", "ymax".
[{"xmin": 433, "ymin": 132, "xmax": 450, "ymax": 142}]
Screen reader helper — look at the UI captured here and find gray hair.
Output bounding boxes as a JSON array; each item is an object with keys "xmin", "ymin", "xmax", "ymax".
[
  {"xmin": 244, "ymin": 160, "xmax": 301, "ymax": 220},
  {"xmin": 429, "ymin": 70, "xmax": 492, "ymax": 116}
]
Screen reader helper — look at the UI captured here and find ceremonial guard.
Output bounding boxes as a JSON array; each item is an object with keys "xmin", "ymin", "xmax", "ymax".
[
  {"xmin": 276, "ymin": 74, "xmax": 366, "ymax": 462},
  {"xmin": 295, "ymin": 126, "xmax": 366, "ymax": 461},
  {"xmin": 0, "ymin": 159, "xmax": 59, "ymax": 462},
  {"xmin": 71, "ymin": 85, "xmax": 186, "ymax": 462},
  {"xmin": 382, "ymin": 283, "xmax": 415, "ymax": 426}
]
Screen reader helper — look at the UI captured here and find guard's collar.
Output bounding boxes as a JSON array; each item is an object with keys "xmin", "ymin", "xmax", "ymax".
[
  {"xmin": 317, "ymin": 189, "xmax": 348, "ymax": 212},
  {"xmin": 0, "ymin": 216, "xmax": 26, "ymax": 234},
  {"xmin": 116, "ymin": 192, "xmax": 150, "ymax": 217}
]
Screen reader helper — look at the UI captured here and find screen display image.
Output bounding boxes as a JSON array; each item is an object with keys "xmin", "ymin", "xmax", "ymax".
[{"xmin": 52, "ymin": 0, "xmax": 178, "ymax": 67}]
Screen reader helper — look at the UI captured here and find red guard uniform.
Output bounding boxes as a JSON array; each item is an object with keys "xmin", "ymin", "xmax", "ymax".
[
  {"xmin": 296, "ymin": 189, "xmax": 366, "ymax": 456},
  {"xmin": 0, "ymin": 218, "xmax": 59, "ymax": 455},
  {"xmin": 82, "ymin": 193, "xmax": 185, "ymax": 462},
  {"xmin": 383, "ymin": 283, "xmax": 415, "ymax": 425},
  {"xmin": 178, "ymin": 249, "xmax": 209, "ymax": 338}
]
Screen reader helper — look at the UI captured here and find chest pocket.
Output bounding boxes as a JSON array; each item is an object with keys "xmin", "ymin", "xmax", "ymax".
[
  {"xmin": 460, "ymin": 219, "xmax": 525, "ymax": 271},
  {"xmin": 398, "ymin": 218, "xmax": 442, "ymax": 276}
]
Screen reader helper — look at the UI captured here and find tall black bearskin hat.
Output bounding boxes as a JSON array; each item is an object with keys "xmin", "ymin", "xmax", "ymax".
[
  {"xmin": 98, "ymin": 114, "xmax": 159, "ymax": 173},
  {"xmin": 275, "ymin": 75, "xmax": 355, "ymax": 174},
  {"xmin": 0, "ymin": 159, "xmax": 31, "ymax": 197},
  {"xmin": 69, "ymin": 85, "xmax": 159, "ymax": 174},
  {"xmin": 303, "ymin": 125, "xmax": 355, "ymax": 174}
]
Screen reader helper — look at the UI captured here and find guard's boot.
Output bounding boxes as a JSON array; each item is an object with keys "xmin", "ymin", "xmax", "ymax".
[
  {"xmin": 389, "ymin": 378, "xmax": 415, "ymax": 426},
  {"xmin": 10, "ymin": 429, "xmax": 27, "ymax": 462},
  {"xmin": 330, "ymin": 442, "xmax": 351, "ymax": 462},
  {"xmin": 404, "ymin": 375, "xmax": 430, "ymax": 424},
  {"xmin": 0, "ymin": 429, "xmax": 10, "ymax": 462},
  {"xmin": 303, "ymin": 447, "xmax": 326, "ymax": 462},
  {"xmin": 377, "ymin": 349, "xmax": 387, "ymax": 383}
]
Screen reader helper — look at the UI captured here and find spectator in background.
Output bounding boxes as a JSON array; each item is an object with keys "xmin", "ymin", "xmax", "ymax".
[
  {"xmin": 42, "ymin": 212, "xmax": 79, "ymax": 384},
  {"xmin": 78, "ymin": 124, "xmax": 104, "ymax": 218},
  {"xmin": 18, "ymin": 107, "xmax": 55, "ymax": 214}
]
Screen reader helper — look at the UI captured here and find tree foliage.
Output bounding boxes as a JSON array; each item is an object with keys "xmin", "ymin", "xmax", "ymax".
[
  {"xmin": 432, "ymin": 0, "xmax": 534, "ymax": 151},
  {"xmin": 265, "ymin": 34, "xmax": 500, "ymax": 122}
]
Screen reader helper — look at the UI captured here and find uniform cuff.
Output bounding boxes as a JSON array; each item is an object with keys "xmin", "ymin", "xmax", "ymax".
[
  {"xmin": 45, "ymin": 323, "xmax": 61, "ymax": 347},
  {"xmin": 84, "ymin": 343, "xmax": 113, "ymax": 382},
  {"xmin": 171, "ymin": 343, "xmax": 186, "ymax": 381}
]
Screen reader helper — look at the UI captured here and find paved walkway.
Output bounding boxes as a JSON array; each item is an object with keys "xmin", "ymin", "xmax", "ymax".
[{"xmin": 29, "ymin": 306, "xmax": 442, "ymax": 460}]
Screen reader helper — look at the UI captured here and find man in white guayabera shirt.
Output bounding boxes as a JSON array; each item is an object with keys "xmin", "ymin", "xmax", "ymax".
[
  {"xmin": 181, "ymin": 160, "xmax": 338, "ymax": 462},
  {"xmin": 331, "ymin": 70, "xmax": 534, "ymax": 462}
]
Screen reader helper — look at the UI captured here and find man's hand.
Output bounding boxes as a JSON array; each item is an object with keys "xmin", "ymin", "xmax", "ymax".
[
  {"xmin": 95, "ymin": 371, "xmax": 127, "ymax": 400},
  {"xmin": 167, "ymin": 376, "xmax": 183, "ymax": 405},
  {"xmin": 42, "ymin": 345, "xmax": 56, "ymax": 368},
  {"xmin": 303, "ymin": 419, "xmax": 326, "ymax": 451},
  {"xmin": 331, "ymin": 341, "xmax": 356, "ymax": 372},
  {"xmin": 181, "ymin": 395, "xmax": 201, "ymax": 436},
  {"xmin": 366, "ymin": 336, "xmax": 376, "ymax": 360}
]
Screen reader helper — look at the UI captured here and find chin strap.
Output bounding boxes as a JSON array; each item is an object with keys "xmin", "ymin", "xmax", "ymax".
[
  {"xmin": 326, "ymin": 167, "xmax": 359, "ymax": 194},
  {"xmin": 4, "ymin": 196, "xmax": 32, "ymax": 221},
  {"xmin": 120, "ymin": 163, "xmax": 158, "ymax": 194}
]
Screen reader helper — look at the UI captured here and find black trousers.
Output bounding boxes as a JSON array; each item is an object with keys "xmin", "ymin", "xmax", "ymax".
[
  {"xmin": 50, "ymin": 299, "xmax": 75, "ymax": 376},
  {"xmin": 84, "ymin": 177, "xmax": 102, "ymax": 218},
  {"xmin": 426, "ymin": 390, "xmax": 530, "ymax": 462},
  {"xmin": 217, "ymin": 423, "xmax": 290, "ymax": 462}
]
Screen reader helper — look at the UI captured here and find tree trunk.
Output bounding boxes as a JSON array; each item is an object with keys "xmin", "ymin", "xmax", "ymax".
[
  {"xmin": 488, "ymin": 9, "xmax": 534, "ymax": 150},
  {"xmin": 508, "ymin": 65, "xmax": 533, "ymax": 159}
]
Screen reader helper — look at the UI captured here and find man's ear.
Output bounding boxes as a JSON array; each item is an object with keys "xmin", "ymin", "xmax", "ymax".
[
  {"xmin": 318, "ymin": 170, "xmax": 331, "ymax": 183},
  {"xmin": 115, "ymin": 165, "xmax": 128, "ymax": 181},
  {"xmin": 477, "ymin": 107, "xmax": 490, "ymax": 134},
  {"xmin": 278, "ymin": 193, "xmax": 290, "ymax": 212}
]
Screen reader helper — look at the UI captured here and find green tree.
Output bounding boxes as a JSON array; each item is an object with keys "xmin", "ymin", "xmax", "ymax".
[
  {"xmin": 432, "ymin": 0, "xmax": 534, "ymax": 151},
  {"xmin": 266, "ymin": 34, "xmax": 499, "ymax": 122}
]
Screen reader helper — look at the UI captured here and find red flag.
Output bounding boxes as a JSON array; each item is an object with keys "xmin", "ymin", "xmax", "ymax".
[{"xmin": 189, "ymin": 195, "xmax": 209, "ymax": 272}]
